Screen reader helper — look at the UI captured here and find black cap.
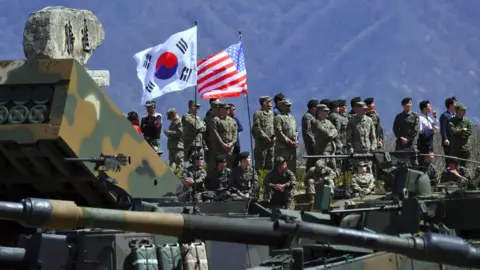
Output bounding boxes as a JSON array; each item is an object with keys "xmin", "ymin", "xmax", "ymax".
[
  {"xmin": 216, "ymin": 154, "xmax": 227, "ymax": 164},
  {"xmin": 307, "ymin": 99, "xmax": 319, "ymax": 109},
  {"xmin": 319, "ymin": 99, "xmax": 330, "ymax": 106},
  {"xmin": 192, "ymin": 152, "xmax": 203, "ymax": 161},
  {"xmin": 237, "ymin": 151, "xmax": 250, "ymax": 160},
  {"xmin": 350, "ymin": 97, "xmax": 361, "ymax": 107},
  {"xmin": 337, "ymin": 99, "xmax": 347, "ymax": 106},
  {"xmin": 364, "ymin": 97, "xmax": 374, "ymax": 106},
  {"xmin": 329, "ymin": 100, "xmax": 339, "ymax": 109}
]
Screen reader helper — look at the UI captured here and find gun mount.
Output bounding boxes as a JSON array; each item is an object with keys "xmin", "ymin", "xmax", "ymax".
[{"xmin": 274, "ymin": 220, "xmax": 480, "ymax": 268}]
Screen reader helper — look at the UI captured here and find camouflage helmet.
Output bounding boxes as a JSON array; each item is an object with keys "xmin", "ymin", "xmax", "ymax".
[
  {"xmin": 166, "ymin": 108, "xmax": 176, "ymax": 119},
  {"xmin": 455, "ymin": 103, "xmax": 467, "ymax": 111}
]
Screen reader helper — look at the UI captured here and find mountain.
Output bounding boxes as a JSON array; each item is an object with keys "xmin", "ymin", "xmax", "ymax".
[{"xmin": 1, "ymin": 0, "xmax": 480, "ymax": 153}]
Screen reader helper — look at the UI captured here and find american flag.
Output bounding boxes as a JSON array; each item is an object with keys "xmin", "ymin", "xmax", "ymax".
[{"xmin": 197, "ymin": 42, "xmax": 248, "ymax": 99}]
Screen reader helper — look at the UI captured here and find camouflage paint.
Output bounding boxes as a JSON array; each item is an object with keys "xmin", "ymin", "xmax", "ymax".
[{"xmin": 0, "ymin": 60, "xmax": 180, "ymax": 204}]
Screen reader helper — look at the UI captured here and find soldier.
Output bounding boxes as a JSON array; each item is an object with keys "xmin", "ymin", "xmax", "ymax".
[
  {"xmin": 328, "ymin": 100, "xmax": 347, "ymax": 154},
  {"xmin": 302, "ymin": 99, "xmax": 318, "ymax": 171},
  {"xmin": 364, "ymin": 97, "xmax": 384, "ymax": 149},
  {"xmin": 440, "ymin": 159, "xmax": 469, "ymax": 185},
  {"xmin": 263, "ymin": 157, "xmax": 296, "ymax": 209},
  {"xmin": 346, "ymin": 97, "xmax": 361, "ymax": 120},
  {"xmin": 274, "ymin": 99, "xmax": 299, "ymax": 173},
  {"xmin": 351, "ymin": 161, "xmax": 376, "ymax": 198},
  {"xmin": 346, "ymin": 102, "xmax": 377, "ymax": 166},
  {"xmin": 392, "ymin": 97, "xmax": 419, "ymax": 152},
  {"xmin": 212, "ymin": 103, "xmax": 238, "ymax": 168},
  {"xmin": 313, "ymin": 104, "xmax": 338, "ymax": 173},
  {"xmin": 164, "ymin": 108, "xmax": 184, "ymax": 169},
  {"xmin": 140, "ymin": 100, "xmax": 162, "ymax": 153},
  {"xmin": 252, "ymin": 96, "xmax": 275, "ymax": 171},
  {"xmin": 127, "ymin": 111, "xmax": 142, "ymax": 135},
  {"xmin": 273, "ymin": 93, "xmax": 285, "ymax": 116},
  {"xmin": 179, "ymin": 153, "xmax": 207, "ymax": 202},
  {"xmin": 205, "ymin": 154, "xmax": 232, "ymax": 191},
  {"xmin": 420, "ymin": 152, "xmax": 438, "ymax": 186},
  {"xmin": 448, "ymin": 103, "xmax": 472, "ymax": 166},
  {"xmin": 338, "ymin": 99, "xmax": 348, "ymax": 117},
  {"xmin": 304, "ymin": 160, "xmax": 336, "ymax": 208},
  {"xmin": 230, "ymin": 152, "xmax": 258, "ymax": 199},
  {"xmin": 204, "ymin": 99, "xmax": 222, "ymax": 169},
  {"xmin": 228, "ymin": 103, "xmax": 243, "ymax": 168},
  {"xmin": 182, "ymin": 100, "xmax": 206, "ymax": 161}
]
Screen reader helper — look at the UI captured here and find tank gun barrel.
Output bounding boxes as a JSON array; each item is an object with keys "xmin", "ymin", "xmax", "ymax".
[
  {"xmin": 0, "ymin": 198, "xmax": 287, "ymax": 247},
  {"xmin": 274, "ymin": 221, "xmax": 480, "ymax": 268}
]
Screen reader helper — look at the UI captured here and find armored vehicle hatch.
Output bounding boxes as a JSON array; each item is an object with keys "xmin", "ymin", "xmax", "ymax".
[{"xmin": 0, "ymin": 59, "xmax": 179, "ymax": 207}]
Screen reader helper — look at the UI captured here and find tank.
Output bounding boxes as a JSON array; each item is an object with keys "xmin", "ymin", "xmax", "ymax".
[
  {"xmin": 0, "ymin": 59, "xmax": 180, "ymax": 206},
  {"xmin": 0, "ymin": 198, "xmax": 480, "ymax": 269}
]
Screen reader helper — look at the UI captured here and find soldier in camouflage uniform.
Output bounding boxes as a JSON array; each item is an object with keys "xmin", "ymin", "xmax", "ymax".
[
  {"xmin": 440, "ymin": 159, "xmax": 469, "ymax": 185},
  {"xmin": 274, "ymin": 99, "xmax": 299, "ymax": 173},
  {"xmin": 420, "ymin": 152, "xmax": 438, "ymax": 186},
  {"xmin": 346, "ymin": 97, "xmax": 361, "ymax": 120},
  {"xmin": 164, "ymin": 108, "xmax": 184, "ymax": 169},
  {"xmin": 252, "ymin": 96, "xmax": 275, "ymax": 171},
  {"xmin": 204, "ymin": 154, "xmax": 232, "ymax": 201},
  {"xmin": 364, "ymin": 97, "xmax": 384, "ymax": 149},
  {"xmin": 263, "ymin": 157, "xmax": 296, "ymax": 209},
  {"xmin": 313, "ymin": 104, "xmax": 338, "ymax": 173},
  {"xmin": 328, "ymin": 100, "xmax": 347, "ymax": 154},
  {"xmin": 229, "ymin": 152, "xmax": 258, "ymax": 199},
  {"xmin": 182, "ymin": 100, "xmax": 206, "ymax": 161},
  {"xmin": 302, "ymin": 99, "xmax": 318, "ymax": 171},
  {"xmin": 179, "ymin": 153, "xmax": 207, "ymax": 202},
  {"xmin": 338, "ymin": 99, "xmax": 348, "ymax": 117},
  {"xmin": 346, "ymin": 102, "xmax": 377, "ymax": 166},
  {"xmin": 448, "ymin": 103, "xmax": 472, "ymax": 166},
  {"xmin": 304, "ymin": 160, "xmax": 336, "ymax": 208},
  {"xmin": 204, "ymin": 100, "xmax": 222, "ymax": 169},
  {"xmin": 212, "ymin": 103, "xmax": 238, "ymax": 168},
  {"xmin": 393, "ymin": 97, "xmax": 419, "ymax": 151},
  {"xmin": 350, "ymin": 161, "xmax": 376, "ymax": 198}
]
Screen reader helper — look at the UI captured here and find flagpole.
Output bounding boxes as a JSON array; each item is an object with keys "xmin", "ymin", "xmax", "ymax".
[
  {"xmin": 239, "ymin": 31, "xmax": 258, "ymax": 198},
  {"xmin": 192, "ymin": 20, "xmax": 199, "ymax": 214}
]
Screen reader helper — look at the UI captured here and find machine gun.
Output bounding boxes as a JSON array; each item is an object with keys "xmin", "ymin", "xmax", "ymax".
[
  {"xmin": 65, "ymin": 153, "xmax": 131, "ymax": 172},
  {"xmin": 1, "ymin": 197, "xmax": 480, "ymax": 269}
]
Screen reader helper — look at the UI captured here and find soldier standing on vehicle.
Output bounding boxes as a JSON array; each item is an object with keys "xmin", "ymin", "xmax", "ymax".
[
  {"xmin": 140, "ymin": 100, "xmax": 162, "ymax": 153},
  {"xmin": 229, "ymin": 152, "xmax": 258, "ymax": 199},
  {"xmin": 252, "ymin": 96, "xmax": 275, "ymax": 171},
  {"xmin": 351, "ymin": 161, "xmax": 376, "ymax": 198},
  {"xmin": 313, "ymin": 104, "xmax": 338, "ymax": 173},
  {"xmin": 164, "ymin": 108, "xmax": 184, "ymax": 169},
  {"xmin": 273, "ymin": 93, "xmax": 285, "ymax": 116},
  {"xmin": 204, "ymin": 99, "xmax": 221, "ymax": 169},
  {"xmin": 302, "ymin": 99, "xmax": 318, "ymax": 171},
  {"xmin": 338, "ymin": 99, "xmax": 348, "ymax": 117},
  {"xmin": 212, "ymin": 103, "xmax": 238, "ymax": 168},
  {"xmin": 228, "ymin": 103, "xmax": 243, "ymax": 168},
  {"xmin": 346, "ymin": 97, "xmax": 361, "ymax": 120},
  {"xmin": 328, "ymin": 100, "xmax": 347, "ymax": 153},
  {"xmin": 274, "ymin": 99, "xmax": 299, "ymax": 173},
  {"xmin": 304, "ymin": 160, "xmax": 336, "ymax": 209},
  {"xmin": 392, "ymin": 97, "xmax": 419, "ymax": 152},
  {"xmin": 263, "ymin": 157, "xmax": 296, "ymax": 209},
  {"xmin": 448, "ymin": 103, "xmax": 472, "ymax": 166},
  {"xmin": 364, "ymin": 97, "xmax": 384, "ymax": 149},
  {"xmin": 346, "ymin": 102, "xmax": 377, "ymax": 166},
  {"xmin": 179, "ymin": 153, "xmax": 207, "ymax": 202},
  {"xmin": 182, "ymin": 100, "xmax": 206, "ymax": 161}
]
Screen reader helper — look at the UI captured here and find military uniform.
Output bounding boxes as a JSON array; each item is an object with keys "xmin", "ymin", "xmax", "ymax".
[
  {"xmin": 204, "ymin": 100, "xmax": 221, "ymax": 169},
  {"xmin": 252, "ymin": 96, "xmax": 275, "ymax": 171},
  {"xmin": 302, "ymin": 100, "xmax": 318, "ymax": 171},
  {"xmin": 448, "ymin": 104, "xmax": 472, "ymax": 166},
  {"xmin": 421, "ymin": 163, "xmax": 438, "ymax": 186},
  {"xmin": 179, "ymin": 153, "xmax": 207, "ymax": 202},
  {"xmin": 351, "ymin": 162, "xmax": 375, "ymax": 197},
  {"xmin": 230, "ymin": 152, "xmax": 258, "ymax": 199},
  {"xmin": 212, "ymin": 103, "xmax": 238, "ymax": 168},
  {"xmin": 304, "ymin": 161, "xmax": 336, "ymax": 195},
  {"xmin": 182, "ymin": 103, "xmax": 206, "ymax": 162},
  {"xmin": 263, "ymin": 157, "xmax": 296, "ymax": 209},
  {"xmin": 392, "ymin": 110, "xmax": 419, "ymax": 151},
  {"xmin": 274, "ymin": 99, "xmax": 298, "ymax": 173},
  {"xmin": 346, "ymin": 103, "xmax": 377, "ymax": 154},
  {"xmin": 165, "ymin": 108, "xmax": 184, "ymax": 169},
  {"xmin": 312, "ymin": 104, "xmax": 338, "ymax": 173},
  {"xmin": 328, "ymin": 111, "xmax": 348, "ymax": 153},
  {"xmin": 440, "ymin": 169, "xmax": 468, "ymax": 185},
  {"xmin": 366, "ymin": 112, "xmax": 384, "ymax": 148}
]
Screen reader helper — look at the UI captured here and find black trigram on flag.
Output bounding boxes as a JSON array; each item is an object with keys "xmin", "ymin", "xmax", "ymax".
[
  {"xmin": 145, "ymin": 81, "xmax": 155, "ymax": 93},
  {"xmin": 176, "ymin": 38, "xmax": 188, "ymax": 54},
  {"xmin": 143, "ymin": 54, "xmax": 152, "ymax": 69},
  {"xmin": 180, "ymin": 67, "xmax": 193, "ymax": 82}
]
